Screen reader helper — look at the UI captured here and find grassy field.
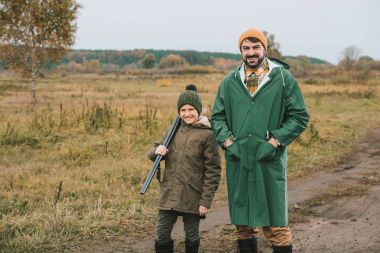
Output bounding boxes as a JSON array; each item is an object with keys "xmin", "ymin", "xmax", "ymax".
[{"xmin": 0, "ymin": 73, "xmax": 379, "ymax": 252}]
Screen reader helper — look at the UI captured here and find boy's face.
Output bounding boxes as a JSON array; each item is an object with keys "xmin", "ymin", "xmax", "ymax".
[{"xmin": 179, "ymin": 104, "xmax": 199, "ymax": 125}]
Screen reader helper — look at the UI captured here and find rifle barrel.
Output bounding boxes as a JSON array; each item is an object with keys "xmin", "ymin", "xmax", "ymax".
[{"xmin": 140, "ymin": 116, "xmax": 180, "ymax": 194}]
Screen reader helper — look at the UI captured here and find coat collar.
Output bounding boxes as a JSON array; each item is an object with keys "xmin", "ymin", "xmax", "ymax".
[
  {"xmin": 235, "ymin": 58, "xmax": 282, "ymax": 94},
  {"xmin": 236, "ymin": 58, "xmax": 282, "ymax": 80}
]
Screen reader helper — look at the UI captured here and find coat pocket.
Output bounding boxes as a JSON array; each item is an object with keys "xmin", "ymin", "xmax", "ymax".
[
  {"xmin": 226, "ymin": 141, "xmax": 240, "ymax": 161},
  {"xmin": 257, "ymin": 141, "xmax": 277, "ymax": 162},
  {"xmin": 184, "ymin": 170, "xmax": 203, "ymax": 194},
  {"xmin": 188, "ymin": 179, "xmax": 202, "ymax": 194},
  {"xmin": 183, "ymin": 172, "xmax": 202, "ymax": 211}
]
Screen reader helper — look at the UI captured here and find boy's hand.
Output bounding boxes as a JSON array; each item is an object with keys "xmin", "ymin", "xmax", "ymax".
[
  {"xmin": 199, "ymin": 205, "xmax": 208, "ymax": 217},
  {"xmin": 154, "ymin": 145, "xmax": 168, "ymax": 156}
]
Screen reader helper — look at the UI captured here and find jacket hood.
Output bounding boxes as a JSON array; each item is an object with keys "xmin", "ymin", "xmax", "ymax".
[
  {"xmin": 234, "ymin": 57, "xmax": 290, "ymax": 79},
  {"xmin": 191, "ymin": 115, "xmax": 211, "ymax": 128},
  {"xmin": 268, "ymin": 57, "xmax": 290, "ymax": 70}
]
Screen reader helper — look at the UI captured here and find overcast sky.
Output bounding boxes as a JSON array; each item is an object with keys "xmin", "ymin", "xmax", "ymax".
[{"xmin": 73, "ymin": 0, "xmax": 379, "ymax": 64}]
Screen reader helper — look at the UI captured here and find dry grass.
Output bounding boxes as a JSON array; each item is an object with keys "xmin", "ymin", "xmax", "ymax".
[{"xmin": 0, "ymin": 73, "xmax": 379, "ymax": 252}]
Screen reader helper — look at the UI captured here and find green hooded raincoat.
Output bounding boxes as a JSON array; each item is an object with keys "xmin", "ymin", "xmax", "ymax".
[{"xmin": 211, "ymin": 59, "xmax": 309, "ymax": 227}]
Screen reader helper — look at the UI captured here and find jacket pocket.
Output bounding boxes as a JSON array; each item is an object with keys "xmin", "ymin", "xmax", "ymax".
[
  {"xmin": 257, "ymin": 141, "xmax": 277, "ymax": 162},
  {"xmin": 226, "ymin": 141, "xmax": 240, "ymax": 161},
  {"xmin": 187, "ymin": 170, "xmax": 203, "ymax": 192},
  {"xmin": 188, "ymin": 180, "xmax": 202, "ymax": 194},
  {"xmin": 183, "ymin": 173, "xmax": 202, "ymax": 211}
]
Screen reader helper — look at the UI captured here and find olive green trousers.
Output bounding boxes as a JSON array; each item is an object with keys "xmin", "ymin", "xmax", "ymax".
[{"xmin": 156, "ymin": 210, "xmax": 200, "ymax": 242}]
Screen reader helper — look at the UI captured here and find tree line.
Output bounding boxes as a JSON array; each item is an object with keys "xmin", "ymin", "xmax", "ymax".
[
  {"xmin": 55, "ymin": 49, "xmax": 241, "ymax": 68},
  {"xmin": 1, "ymin": 0, "xmax": 379, "ymax": 103}
]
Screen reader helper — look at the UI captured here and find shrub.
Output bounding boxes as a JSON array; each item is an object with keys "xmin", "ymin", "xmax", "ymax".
[
  {"xmin": 142, "ymin": 54, "xmax": 156, "ymax": 69},
  {"xmin": 158, "ymin": 54, "xmax": 189, "ymax": 69}
]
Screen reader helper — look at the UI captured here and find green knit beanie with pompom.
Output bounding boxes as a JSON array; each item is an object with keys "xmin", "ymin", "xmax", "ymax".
[{"xmin": 177, "ymin": 84, "xmax": 202, "ymax": 114}]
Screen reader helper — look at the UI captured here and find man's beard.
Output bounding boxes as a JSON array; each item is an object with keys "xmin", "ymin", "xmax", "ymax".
[{"xmin": 243, "ymin": 54, "xmax": 265, "ymax": 69}]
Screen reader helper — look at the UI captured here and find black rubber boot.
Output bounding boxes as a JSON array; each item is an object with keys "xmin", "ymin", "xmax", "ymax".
[
  {"xmin": 155, "ymin": 239, "xmax": 174, "ymax": 253},
  {"xmin": 236, "ymin": 238, "xmax": 258, "ymax": 253},
  {"xmin": 272, "ymin": 245, "xmax": 292, "ymax": 253},
  {"xmin": 185, "ymin": 239, "xmax": 200, "ymax": 253}
]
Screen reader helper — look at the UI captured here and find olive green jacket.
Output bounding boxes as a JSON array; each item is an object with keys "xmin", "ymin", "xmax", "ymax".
[
  {"xmin": 211, "ymin": 59, "xmax": 309, "ymax": 226},
  {"xmin": 148, "ymin": 116, "xmax": 221, "ymax": 214}
]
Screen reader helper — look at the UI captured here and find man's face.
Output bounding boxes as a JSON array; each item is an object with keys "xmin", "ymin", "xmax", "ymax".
[
  {"xmin": 241, "ymin": 39, "xmax": 266, "ymax": 69},
  {"xmin": 179, "ymin": 104, "xmax": 199, "ymax": 125}
]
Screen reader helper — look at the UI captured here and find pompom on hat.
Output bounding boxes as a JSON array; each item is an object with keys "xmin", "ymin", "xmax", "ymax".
[
  {"xmin": 238, "ymin": 28, "xmax": 268, "ymax": 51},
  {"xmin": 177, "ymin": 84, "xmax": 202, "ymax": 114}
]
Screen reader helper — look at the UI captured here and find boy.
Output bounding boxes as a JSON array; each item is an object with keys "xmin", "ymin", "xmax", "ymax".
[{"xmin": 148, "ymin": 84, "xmax": 221, "ymax": 253}]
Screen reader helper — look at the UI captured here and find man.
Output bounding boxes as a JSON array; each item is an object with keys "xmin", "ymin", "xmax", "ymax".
[{"xmin": 211, "ymin": 28, "xmax": 309, "ymax": 253}]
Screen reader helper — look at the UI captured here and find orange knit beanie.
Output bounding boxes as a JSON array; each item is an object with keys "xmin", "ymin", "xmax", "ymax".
[{"xmin": 238, "ymin": 28, "xmax": 268, "ymax": 51}]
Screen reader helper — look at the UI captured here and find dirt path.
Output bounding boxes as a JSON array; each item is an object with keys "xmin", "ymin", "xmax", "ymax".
[
  {"xmin": 86, "ymin": 128, "xmax": 380, "ymax": 253},
  {"xmin": 288, "ymin": 128, "xmax": 380, "ymax": 253}
]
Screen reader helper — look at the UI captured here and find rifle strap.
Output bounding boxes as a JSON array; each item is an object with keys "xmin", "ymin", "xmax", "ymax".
[{"xmin": 156, "ymin": 165, "xmax": 161, "ymax": 183}]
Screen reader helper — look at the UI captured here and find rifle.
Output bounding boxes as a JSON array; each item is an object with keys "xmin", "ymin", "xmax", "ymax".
[{"xmin": 140, "ymin": 116, "xmax": 181, "ymax": 194}]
